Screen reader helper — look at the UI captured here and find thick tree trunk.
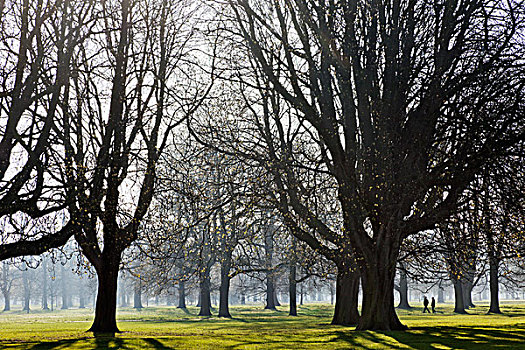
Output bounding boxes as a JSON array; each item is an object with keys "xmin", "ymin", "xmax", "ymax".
[
  {"xmin": 198, "ymin": 270, "xmax": 212, "ymax": 316},
  {"xmin": 218, "ymin": 270, "xmax": 231, "ymax": 317},
  {"xmin": 461, "ymin": 277, "xmax": 475, "ymax": 309},
  {"xmin": 488, "ymin": 256, "xmax": 501, "ymax": 314},
  {"xmin": 357, "ymin": 260, "xmax": 406, "ymax": 331},
  {"xmin": 218, "ymin": 247, "xmax": 232, "ymax": 317},
  {"xmin": 89, "ymin": 259, "xmax": 120, "ymax": 333},
  {"xmin": 452, "ymin": 280, "xmax": 467, "ymax": 314},
  {"xmin": 133, "ymin": 281, "xmax": 143, "ymax": 309},
  {"xmin": 218, "ymin": 276, "xmax": 231, "ymax": 317},
  {"xmin": 331, "ymin": 267, "xmax": 360, "ymax": 326},
  {"xmin": 265, "ymin": 275, "xmax": 277, "ymax": 310},
  {"xmin": 289, "ymin": 262, "xmax": 297, "ymax": 316},
  {"xmin": 177, "ymin": 280, "xmax": 186, "ymax": 309},
  {"xmin": 396, "ymin": 263, "xmax": 412, "ymax": 309},
  {"xmin": 273, "ymin": 288, "xmax": 281, "ymax": 307}
]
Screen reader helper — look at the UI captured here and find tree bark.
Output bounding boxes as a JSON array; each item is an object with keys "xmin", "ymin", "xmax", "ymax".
[
  {"xmin": 133, "ymin": 281, "xmax": 143, "ymax": 309},
  {"xmin": 2, "ymin": 292, "xmax": 9, "ymax": 311},
  {"xmin": 42, "ymin": 260, "xmax": 49, "ymax": 310},
  {"xmin": 289, "ymin": 261, "xmax": 297, "ymax": 316},
  {"xmin": 23, "ymin": 269, "xmax": 30, "ymax": 312},
  {"xmin": 396, "ymin": 263, "xmax": 412, "ymax": 309},
  {"xmin": 218, "ymin": 257, "xmax": 232, "ymax": 318},
  {"xmin": 461, "ymin": 277, "xmax": 475, "ymax": 309},
  {"xmin": 177, "ymin": 280, "xmax": 186, "ymax": 309},
  {"xmin": 452, "ymin": 280, "xmax": 467, "ymax": 314},
  {"xmin": 198, "ymin": 269, "xmax": 212, "ymax": 316},
  {"xmin": 264, "ymin": 223, "xmax": 276, "ymax": 310},
  {"xmin": 265, "ymin": 275, "xmax": 276, "ymax": 310},
  {"xmin": 273, "ymin": 288, "xmax": 281, "ymax": 307},
  {"xmin": 356, "ymin": 258, "xmax": 406, "ymax": 331},
  {"xmin": 89, "ymin": 258, "xmax": 120, "ymax": 333},
  {"xmin": 61, "ymin": 265, "xmax": 69, "ymax": 310},
  {"xmin": 1, "ymin": 262, "xmax": 10, "ymax": 311},
  {"xmin": 331, "ymin": 267, "xmax": 360, "ymax": 326},
  {"xmin": 488, "ymin": 255, "xmax": 501, "ymax": 314}
]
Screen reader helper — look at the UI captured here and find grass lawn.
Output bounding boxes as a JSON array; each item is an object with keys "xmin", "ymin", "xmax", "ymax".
[{"xmin": 0, "ymin": 302, "xmax": 524, "ymax": 349}]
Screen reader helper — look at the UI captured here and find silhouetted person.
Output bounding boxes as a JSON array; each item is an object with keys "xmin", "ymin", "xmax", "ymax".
[
  {"xmin": 431, "ymin": 297, "xmax": 436, "ymax": 313},
  {"xmin": 423, "ymin": 296, "xmax": 430, "ymax": 313}
]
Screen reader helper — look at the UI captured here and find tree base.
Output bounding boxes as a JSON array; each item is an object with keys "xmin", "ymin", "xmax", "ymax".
[
  {"xmin": 453, "ymin": 309, "xmax": 468, "ymax": 314},
  {"xmin": 396, "ymin": 305, "xmax": 413, "ymax": 310},
  {"xmin": 88, "ymin": 325, "xmax": 121, "ymax": 335},
  {"xmin": 487, "ymin": 309, "xmax": 502, "ymax": 314}
]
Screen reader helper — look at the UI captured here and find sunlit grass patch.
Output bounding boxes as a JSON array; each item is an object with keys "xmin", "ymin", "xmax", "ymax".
[{"xmin": 1, "ymin": 303, "xmax": 524, "ymax": 349}]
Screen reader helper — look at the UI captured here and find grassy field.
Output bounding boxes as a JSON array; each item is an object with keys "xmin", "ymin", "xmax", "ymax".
[{"xmin": 1, "ymin": 302, "xmax": 524, "ymax": 349}]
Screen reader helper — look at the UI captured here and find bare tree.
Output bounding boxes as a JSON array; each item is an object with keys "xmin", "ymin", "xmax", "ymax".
[{"xmin": 216, "ymin": 0, "xmax": 525, "ymax": 330}]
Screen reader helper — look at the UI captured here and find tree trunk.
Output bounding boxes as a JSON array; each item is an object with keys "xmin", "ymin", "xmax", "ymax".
[
  {"xmin": 265, "ymin": 275, "xmax": 277, "ymax": 310},
  {"xmin": 452, "ymin": 280, "xmax": 467, "ymax": 314},
  {"xmin": 119, "ymin": 277, "xmax": 128, "ymax": 307},
  {"xmin": 3, "ymin": 292, "xmax": 9, "ymax": 311},
  {"xmin": 437, "ymin": 286, "xmax": 445, "ymax": 303},
  {"xmin": 89, "ymin": 259, "xmax": 120, "ymax": 333},
  {"xmin": 264, "ymin": 222, "xmax": 276, "ymax": 310},
  {"xmin": 218, "ymin": 255, "xmax": 232, "ymax": 317},
  {"xmin": 331, "ymin": 267, "xmax": 360, "ymax": 326},
  {"xmin": 461, "ymin": 277, "xmax": 475, "ymax": 309},
  {"xmin": 488, "ymin": 255, "xmax": 501, "ymax": 314},
  {"xmin": 289, "ymin": 262, "xmax": 297, "ymax": 316},
  {"xmin": 42, "ymin": 259, "xmax": 49, "ymax": 310},
  {"xmin": 23, "ymin": 270, "xmax": 30, "ymax": 312},
  {"xmin": 2, "ymin": 263, "xmax": 10, "ymax": 311},
  {"xmin": 356, "ymin": 259, "xmax": 406, "ymax": 331},
  {"xmin": 133, "ymin": 281, "xmax": 143, "ymax": 309},
  {"xmin": 273, "ymin": 288, "xmax": 281, "ymax": 307},
  {"xmin": 177, "ymin": 280, "xmax": 186, "ymax": 309},
  {"xmin": 396, "ymin": 263, "xmax": 411, "ymax": 309},
  {"xmin": 79, "ymin": 293, "xmax": 86, "ymax": 309},
  {"xmin": 61, "ymin": 265, "xmax": 69, "ymax": 310},
  {"xmin": 198, "ymin": 269, "xmax": 212, "ymax": 316}
]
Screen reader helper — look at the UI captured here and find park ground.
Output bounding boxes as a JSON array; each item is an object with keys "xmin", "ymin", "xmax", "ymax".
[{"xmin": 0, "ymin": 302, "xmax": 524, "ymax": 349}]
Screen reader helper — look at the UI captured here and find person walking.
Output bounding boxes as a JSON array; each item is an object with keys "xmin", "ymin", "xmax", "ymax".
[
  {"xmin": 423, "ymin": 296, "xmax": 430, "ymax": 313},
  {"xmin": 431, "ymin": 297, "xmax": 436, "ymax": 313}
]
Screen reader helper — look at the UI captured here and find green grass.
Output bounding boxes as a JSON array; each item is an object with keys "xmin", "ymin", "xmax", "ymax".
[{"xmin": 1, "ymin": 302, "xmax": 525, "ymax": 349}]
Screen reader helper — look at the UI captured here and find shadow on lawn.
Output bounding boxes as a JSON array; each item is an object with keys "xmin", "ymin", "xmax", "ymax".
[
  {"xmin": 390, "ymin": 325, "xmax": 525, "ymax": 350},
  {"xmin": 26, "ymin": 334, "xmax": 174, "ymax": 350},
  {"xmin": 327, "ymin": 325, "xmax": 525, "ymax": 350}
]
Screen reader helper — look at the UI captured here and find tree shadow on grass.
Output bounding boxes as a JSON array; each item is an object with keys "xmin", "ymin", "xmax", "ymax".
[
  {"xmin": 25, "ymin": 335, "xmax": 174, "ymax": 350},
  {"xmin": 380, "ymin": 325, "xmax": 525, "ymax": 350}
]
